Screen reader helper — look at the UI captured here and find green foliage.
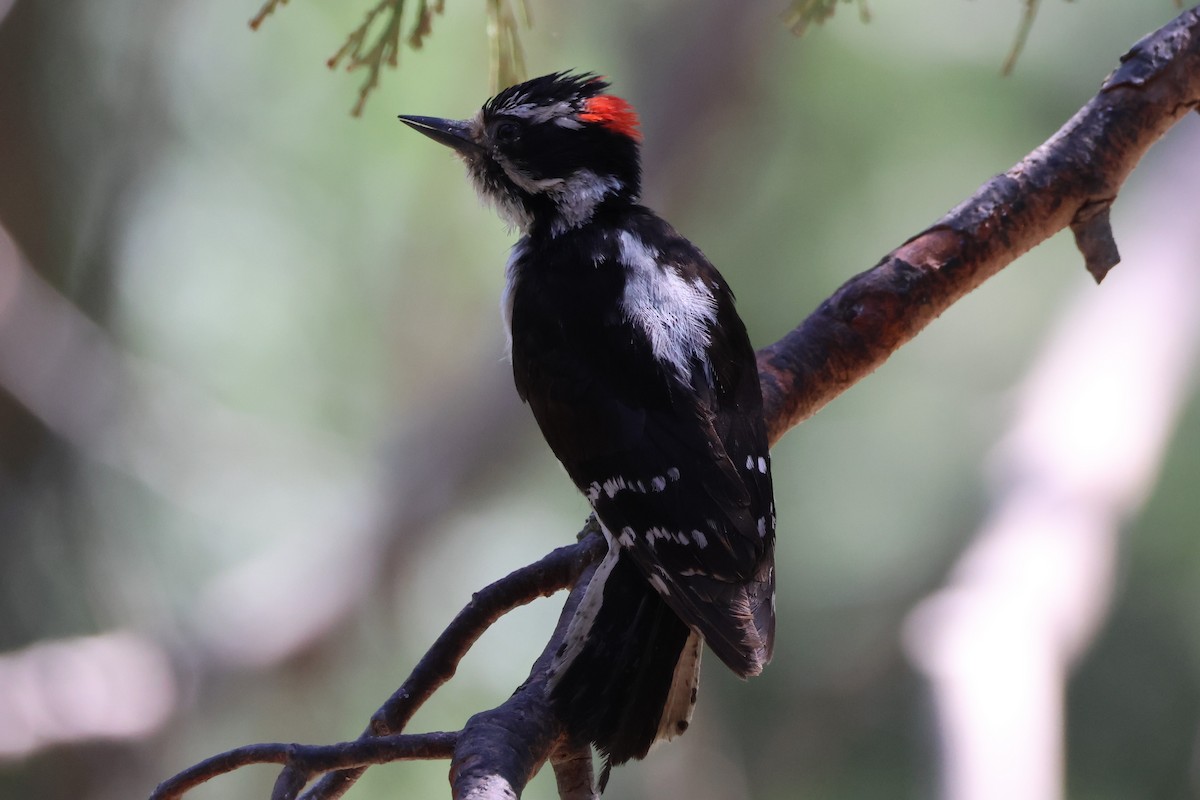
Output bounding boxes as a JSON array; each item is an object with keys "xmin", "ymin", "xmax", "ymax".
[
  {"xmin": 487, "ymin": 0, "xmax": 531, "ymax": 94},
  {"xmin": 251, "ymin": 0, "xmax": 526, "ymax": 116},
  {"xmin": 782, "ymin": 0, "xmax": 871, "ymax": 36},
  {"xmin": 1004, "ymin": 0, "xmax": 1182, "ymax": 75},
  {"xmin": 785, "ymin": 0, "xmax": 1184, "ymax": 77},
  {"xmin": 252, "ymin": 0, "xmax": 1190, "ymax": 115}
]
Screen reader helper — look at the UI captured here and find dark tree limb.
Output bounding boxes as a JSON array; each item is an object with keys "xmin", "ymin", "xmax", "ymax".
[
  {"xmin": 151, "ymin": 6, "xmax": 1200, "ymax": 800},
  {"xmin": 549, "ymin": 741, "xmax": 598, "ymax": 800},
  {"xmin": 758, "ymin": 6, "xmax": 1200, "ymax": 443}
]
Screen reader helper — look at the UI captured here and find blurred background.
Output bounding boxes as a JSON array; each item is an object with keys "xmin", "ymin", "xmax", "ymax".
[{"xmin": 1, "ymin": 1, "xmax": 1198, "ymax": 798}]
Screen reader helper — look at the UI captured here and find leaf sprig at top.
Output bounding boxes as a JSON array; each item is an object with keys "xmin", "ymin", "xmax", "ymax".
[{"xmin": 250, "ymin": 0, "xmax": 530, "ymax": 116}]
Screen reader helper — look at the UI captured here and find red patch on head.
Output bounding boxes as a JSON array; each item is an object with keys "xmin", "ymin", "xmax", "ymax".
[{"xmin": 580, "ymin": 95, "xmax": 642, "ymax": 141}]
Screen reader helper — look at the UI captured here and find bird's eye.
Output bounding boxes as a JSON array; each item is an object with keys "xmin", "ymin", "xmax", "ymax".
[{"xmin": 491, "ymin": 120, "xmax": 521, "ymax": 144}]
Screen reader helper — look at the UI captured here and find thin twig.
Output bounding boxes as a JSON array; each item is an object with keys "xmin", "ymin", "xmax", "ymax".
[
  {"xmin": 149, "ymin": 733, "xmax": 457, "ymax": 800},
  {"xmin": 375, "ymin": 526, "xmax": 604, "ymax": 734},
  {"xmin": 249, "ymin": 0, "xmax": 289, "ymax": 31},
  {"xmin": 1002, "ymin": 0, "xmax": 1042, "ymax": 75},
  {"xmin": 290, "ymin": 524, "xmax": 604, "ymax": 800}
]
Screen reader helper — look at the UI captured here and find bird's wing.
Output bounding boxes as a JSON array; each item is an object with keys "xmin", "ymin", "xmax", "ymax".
[{"xmin": 510, "ymin": 218, "xmax": 775, "ymax": 674}]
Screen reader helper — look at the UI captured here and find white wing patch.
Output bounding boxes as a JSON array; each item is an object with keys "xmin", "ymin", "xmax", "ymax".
[{"xmin": 617, "ymin": 230, "xmax": 717, "ymax": 383}]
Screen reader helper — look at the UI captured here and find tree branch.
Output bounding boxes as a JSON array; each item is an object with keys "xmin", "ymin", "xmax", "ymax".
[
  {"xmin": 283, "ymin": 525, "xmax": 604, "ymax": 800},
  {"xmin": 152, "ymin": 6, "xmax": 1200, "ymax": 799},
  {"xmin": 549, "ymin": 741, "xmax": 598, "ymax": 800},
  {"xmin": 758, "ymin": 6, "xmax": 1200, "ymax": 443},
  {"xmin": 149, "ymin": 733, "xmax": 457, "ymax": 800},
  {"xmin": 446, "ymin": 554, "xmax": 602, "ymax": 800},
  {"xmin": 904, "ymin": 122, "xmax": 1200, "ymax": 800},
  {"xmin": 148, "ymin": 529, "xmax": 603, "ymax": 800}
]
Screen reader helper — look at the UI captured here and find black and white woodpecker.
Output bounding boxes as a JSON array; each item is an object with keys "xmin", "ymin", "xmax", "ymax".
[{"xmin": 400, "ymin": 72, "xmax": 776, "ymax": 786}]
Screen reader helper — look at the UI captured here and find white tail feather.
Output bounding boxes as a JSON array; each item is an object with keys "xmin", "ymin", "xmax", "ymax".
[{"xmin": 655, "ymin": 632, "xmax": 702, "ymax": 744}]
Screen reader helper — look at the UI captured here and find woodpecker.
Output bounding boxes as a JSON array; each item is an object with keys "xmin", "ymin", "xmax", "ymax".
[{"xmin": 400, "ymin": 72, "xmax": 775, "ymax": 787}]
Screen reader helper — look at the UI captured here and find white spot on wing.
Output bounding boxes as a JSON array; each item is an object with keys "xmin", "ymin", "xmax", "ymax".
[
  {"xmin": 617, "ymin": 231, "xmax": 718, "ymax": 383},
  {"xmin": 645, "ymin": 527, "xmax": 677, "ymax": 547},
  {"xmin": 758, "ymin": 456, "xmax": 768, "ymax": 474},
  {"xmin": 590, "ymin": 468, "xmax": 681, "ymax": 499},
  {"xmin": 691, "ymin": 529, "xmax": 708, "ymax": 549},
  {"xmin": 745, "ymin": 455, "xmax": 754, "ymax": 470},
  {"xmin": 603, "ymin": 476, "xmax": 628, "ymax": 498},
  {"xmin": 647, "ymin": 572, "xmax": 670, "ymax": 597}
]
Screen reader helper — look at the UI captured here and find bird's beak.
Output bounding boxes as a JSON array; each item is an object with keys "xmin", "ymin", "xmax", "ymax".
[{"xmin": 398, "ymin": 115, "xmax": 483, "ymax": 157}]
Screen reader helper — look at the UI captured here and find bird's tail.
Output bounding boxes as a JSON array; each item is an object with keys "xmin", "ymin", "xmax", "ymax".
[{"xmin": 548, "ymin": 547, "xmax": 698, "ymax": 789}]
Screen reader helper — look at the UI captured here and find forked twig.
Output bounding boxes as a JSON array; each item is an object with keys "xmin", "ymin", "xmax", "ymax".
[{"xmin": 285, "ymin": 525, "xmax": 604, "ymax": 800}]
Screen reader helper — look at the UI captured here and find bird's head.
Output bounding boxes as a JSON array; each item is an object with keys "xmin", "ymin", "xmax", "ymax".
[{"xmin": 400, "ymin": 72, "xmax": 643, "ymax": 236}]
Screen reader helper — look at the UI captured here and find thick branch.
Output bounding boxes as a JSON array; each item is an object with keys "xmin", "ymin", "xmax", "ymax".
[
  {"xmin": 549, "ymin": 741, "xmax": 598, "ymax": 800},
  {"xmin": 758, "ymin": 6, "xmax": 1200, "ymax": 443}
]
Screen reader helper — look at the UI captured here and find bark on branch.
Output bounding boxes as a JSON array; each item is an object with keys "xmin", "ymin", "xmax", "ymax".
[{"xmin": 151, "ymin": 6, "xmax": 1200, "ymax": 800}]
